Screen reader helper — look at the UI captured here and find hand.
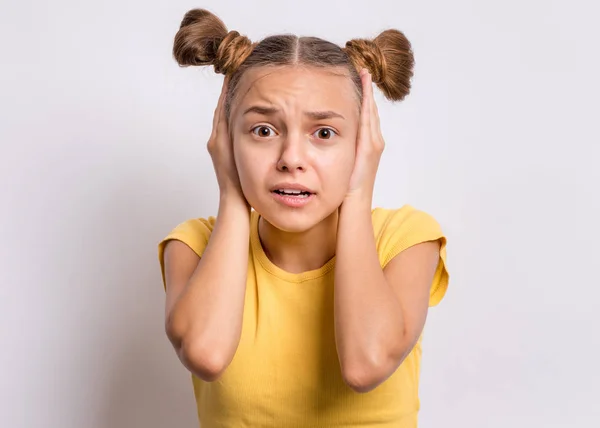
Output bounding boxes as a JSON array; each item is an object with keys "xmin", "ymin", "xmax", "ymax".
[
  {"xmin": 207, "ymin": 77, "xmax": 247, "ymax": 204},
  {"xmin": 346, "ymin": 69, "xmax": 385, "ymax": 203}
]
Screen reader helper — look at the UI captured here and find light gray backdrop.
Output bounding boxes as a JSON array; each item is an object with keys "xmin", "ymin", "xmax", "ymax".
[{"xmin": 1, "ymin": 0, "xmax": 598, "ymax": 427}]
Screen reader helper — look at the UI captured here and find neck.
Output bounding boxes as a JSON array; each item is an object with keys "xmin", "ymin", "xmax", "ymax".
[{"xmin": 258, "ymin": 210, "xmax": 339, "ymax": 274}]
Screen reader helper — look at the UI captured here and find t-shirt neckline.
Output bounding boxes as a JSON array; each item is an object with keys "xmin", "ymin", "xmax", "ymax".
[{"xmin": 250, "ymin": 210, "xmax": 336, "ymax": 283}]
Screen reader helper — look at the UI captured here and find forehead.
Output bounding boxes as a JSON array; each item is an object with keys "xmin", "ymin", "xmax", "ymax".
[{"xmin": 231, "ymin": 66, "xmax": 359, "ymax": 116}]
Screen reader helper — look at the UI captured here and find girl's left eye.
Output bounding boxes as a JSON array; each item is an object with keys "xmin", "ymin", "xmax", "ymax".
[{"xmin": 313, "ymin": 128, "xmax": 337, "ymax": 140}]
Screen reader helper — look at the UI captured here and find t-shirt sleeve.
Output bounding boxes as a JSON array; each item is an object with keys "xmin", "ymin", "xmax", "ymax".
[
  {"xmin": 157, "ymin": 217, "xmax": 216, "ymax": 291},
  {"xmin": 375, "ymin": 207, "xmax": 450, "ymax": 307}
]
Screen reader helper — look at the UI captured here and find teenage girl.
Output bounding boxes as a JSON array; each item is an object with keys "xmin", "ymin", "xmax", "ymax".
[{"xmin": 158, "ymin": 8, "xmax": 449, "ymax": 427}]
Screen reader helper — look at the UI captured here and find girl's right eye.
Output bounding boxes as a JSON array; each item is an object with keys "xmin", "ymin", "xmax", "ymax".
[{"xmin": 251, "ymin": 125, "xmax": 276, "ymax": 138}]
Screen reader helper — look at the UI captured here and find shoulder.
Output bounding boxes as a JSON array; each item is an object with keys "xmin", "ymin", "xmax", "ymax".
[
  {"xmin": 372, "ymin": 205, "xmax": 445, "ymax": 253},
  {"xmin": 372, "ymin": 205, "xmax": 449, "ymax": 306},
  {"xmin": 158, "ymin": 216, "xmax": 217, "ymax": 259}
]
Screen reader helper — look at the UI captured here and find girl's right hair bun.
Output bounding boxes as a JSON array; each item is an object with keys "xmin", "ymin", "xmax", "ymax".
[{"xmin": 172, "ymin": 8, "xmax": 253, "ymax": 75}]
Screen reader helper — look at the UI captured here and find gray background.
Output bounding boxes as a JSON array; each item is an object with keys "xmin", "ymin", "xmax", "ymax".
[{"xmin": 1, "ymin": 0, "xmax": 598, "ymax": 426}]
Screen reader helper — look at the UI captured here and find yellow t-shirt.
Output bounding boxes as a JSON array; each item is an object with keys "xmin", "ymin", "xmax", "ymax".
[{"xmin": 158, "ymin": 205, "xmax": 449, "ymax": 428}]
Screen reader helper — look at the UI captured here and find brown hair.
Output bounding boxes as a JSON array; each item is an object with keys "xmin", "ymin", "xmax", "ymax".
[{"xmin": 173, "ymin": 9, "xmax": 415, "ymax": 118}]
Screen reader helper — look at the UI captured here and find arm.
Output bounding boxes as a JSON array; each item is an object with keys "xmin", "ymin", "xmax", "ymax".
[
  {"xmin": 334, "ymin": 69, "xmax": 440, "ymax": 393},
  {"xmin": 162, "ymin": 76, "xmax": 249, "ymax": 381},
  {"xmin": 334, "ymin": 197, "xmax": 440, "ymax": 393},
  {"xmin": 163, "ymin": 195, "xmax": 250, "ymax": 381}
]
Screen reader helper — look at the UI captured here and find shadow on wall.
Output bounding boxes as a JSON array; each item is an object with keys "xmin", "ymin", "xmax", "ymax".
[{"xmin": 91, "ymin": 159, "xmax": 205, "ymax": 428}]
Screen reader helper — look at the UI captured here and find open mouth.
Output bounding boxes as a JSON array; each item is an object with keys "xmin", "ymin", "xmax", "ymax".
[{"xmin": 272, "ymin": 189, "xmax": 314, "ymax": 198}]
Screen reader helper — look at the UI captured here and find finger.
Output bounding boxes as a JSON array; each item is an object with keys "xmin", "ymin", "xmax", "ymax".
[
  {"xmin": 217, "ymin": 77, "xmax": 230, "ymax": 135},
  {"xmin": 371, "ymin": 86, "xmax": 384, "ymax": 149},
  {"xmin": 211, "ymin": 78, "xmax": 228, "ymax": 137},
  {"xmin": 371, "ymin": 85, "xmax": 380, "ymax": 134},
  {"xmin": 359, "ymin": 69, "xmax": 372, "ymax": 144}
]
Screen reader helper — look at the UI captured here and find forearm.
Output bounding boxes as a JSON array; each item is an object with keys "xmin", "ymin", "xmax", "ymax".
[
  {"xmin": 168, "ymin": 194, "xmax": 250, "ymax": 374},
  {"xmin": 334, "ymin": 196, "xmax": 405, "ymax": 390}
]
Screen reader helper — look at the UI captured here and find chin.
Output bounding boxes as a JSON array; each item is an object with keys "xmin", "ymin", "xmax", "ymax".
[
  {"xmin": 251, "ymin": 199, "xmax": 334, "ymax": 234},
  {"xmin": 259, "ymin": 209, "xmax": 320, "ymax": 234}
]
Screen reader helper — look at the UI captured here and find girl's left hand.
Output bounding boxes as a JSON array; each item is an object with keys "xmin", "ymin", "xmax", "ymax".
[{"xmin": 346, "ymin": 68, "xmax": 385, "ymax": 203}]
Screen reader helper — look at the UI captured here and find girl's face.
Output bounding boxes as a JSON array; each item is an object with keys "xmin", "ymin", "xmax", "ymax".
[{"xmin": 229, "ymin": 66, "xmax": 360, "ymax": 233}]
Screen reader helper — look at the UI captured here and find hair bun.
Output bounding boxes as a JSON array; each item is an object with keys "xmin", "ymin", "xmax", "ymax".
[
  {"xmin": 173, "ymin": 9, "xmax": 253, "ymax": 75},
  {"xmin": 345, "ymin": 29, "xmax": 415, "ymax": 101},
  {"xmin": 215, "ymin": 30, "xmax": 254, "ymax": 75}
]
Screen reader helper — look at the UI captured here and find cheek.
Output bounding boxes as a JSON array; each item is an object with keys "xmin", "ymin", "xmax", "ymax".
[
  {"xmin": 315, "ymin": 146, "xmax": 355, "ymax": 188},
  {"xmin": 233, "ymin": 141, "xmax": 265, "ymax": 189}
]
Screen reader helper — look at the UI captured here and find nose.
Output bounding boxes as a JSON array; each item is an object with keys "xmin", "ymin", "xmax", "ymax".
[{"xmin": 276, "ymin": 133, "xmax": 307, "ymax": 173}]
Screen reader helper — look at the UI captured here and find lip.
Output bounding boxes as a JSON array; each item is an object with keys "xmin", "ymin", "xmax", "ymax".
[
  {"xmin": 269, "ymin": 182, "xmax": 316, "ymax": 194},
  {"xmin": 271, "ymin": 191, "xmax": 316, "ymax": 208},
  {"xmin": 269, "ymin": 182, "xmax": 316, "ymax": 208}
]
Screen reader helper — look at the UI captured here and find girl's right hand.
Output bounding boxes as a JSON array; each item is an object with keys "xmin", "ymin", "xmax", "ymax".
[{"xmin": 207, "ymin": 77, "xmax": 247, "ymax": 205}]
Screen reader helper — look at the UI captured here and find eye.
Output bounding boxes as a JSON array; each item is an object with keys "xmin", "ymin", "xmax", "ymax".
[
  {"xmin": 251, "ymin": 125, "xmax": 276, "ymax": 138},
  {"xmin": 313, "ymin": 127, "xmax": 337, "ymax": 140}
]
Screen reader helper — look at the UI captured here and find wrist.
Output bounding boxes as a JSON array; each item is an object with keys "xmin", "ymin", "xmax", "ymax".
[
  {"xmin": 340, "ymin": 195, "xmax": 373, "ymax": 220},
  {"xmin": 343, "ymin": 190, "xmax": 373, "ymax": 209},
  {"xmin": 219, "ymin": 191, "xmax": 251, "ymax": 214}
]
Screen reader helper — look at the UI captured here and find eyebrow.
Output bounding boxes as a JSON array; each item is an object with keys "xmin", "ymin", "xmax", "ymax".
[{"xmin": 242, "ymin": 105, "xmax": 345, "ymax": 120}]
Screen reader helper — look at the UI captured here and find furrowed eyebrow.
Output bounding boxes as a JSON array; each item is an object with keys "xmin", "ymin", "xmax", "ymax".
[
  {"xmin": 243, "ymin": 105, "xmax": 279, "ymax": 116},
  {"xmin": 242, "ymin": 105, "xmax": 345, "ymax": 121},
  {"xmin": 304, "ymin": 110, "xmax": 345, "ymax": 120}
]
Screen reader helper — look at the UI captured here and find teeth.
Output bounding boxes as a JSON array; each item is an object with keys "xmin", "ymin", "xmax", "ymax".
[
  {"xmin": 278, "ymin": 189, "xmax": 303, "ymax": 195},
  {"xmin": 286, "ymin": 193, "xmax": 309, "ymax": 198},
  {"xmin": 274, "ymin": 189, "xmax": 312, "ymax": 198}
]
